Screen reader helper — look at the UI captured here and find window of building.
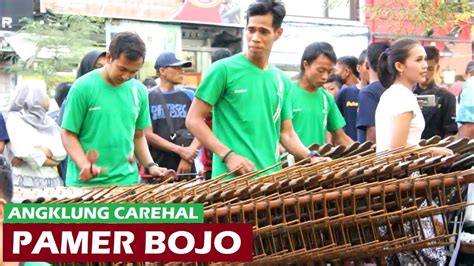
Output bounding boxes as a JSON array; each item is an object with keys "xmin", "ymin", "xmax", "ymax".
[{"xmin": 285, "ymin": 0, "xmax": 359, "ymax": 21}]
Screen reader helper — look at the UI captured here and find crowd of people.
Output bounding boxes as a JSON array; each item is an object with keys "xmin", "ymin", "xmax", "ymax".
[{"xmin": 0, "ymin": 0, "xmax": 472, "ymax": 189}]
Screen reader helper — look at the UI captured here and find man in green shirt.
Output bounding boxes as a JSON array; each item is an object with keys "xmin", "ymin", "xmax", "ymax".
[
  {"xmin": 61, "ymin": 32, "xmax": 168, "ymax": 187},
  {"xmin": 186, "ymin": 0, "xmax": 325, "ymax": 179},
  {"xmin": 292, "ymin": 42, "xmax": 353, "ymax": 147}
]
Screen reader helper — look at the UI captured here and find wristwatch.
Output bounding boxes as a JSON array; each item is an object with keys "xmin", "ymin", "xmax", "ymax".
[
  {"xmin": 308, "ymin": 150, "xmax": 321, "ymax": 158},
  {"xmin": 144, "ymin": 162, "xmax": 159, "ymax": 169}
]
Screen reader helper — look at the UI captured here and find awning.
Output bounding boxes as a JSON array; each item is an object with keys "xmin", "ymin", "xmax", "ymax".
[{"xmin": 1, "ymin": 31, "xmax": 37, "ymax": 62}]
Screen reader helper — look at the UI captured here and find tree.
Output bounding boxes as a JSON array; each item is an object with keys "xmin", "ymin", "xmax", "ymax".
[
  {"xmin": 367, "ymin": 0, "xmax": 473, "ymax": 35},
  {"xmin": 10, "ymin": 12, "xmax": 104, "ymax": 89}
]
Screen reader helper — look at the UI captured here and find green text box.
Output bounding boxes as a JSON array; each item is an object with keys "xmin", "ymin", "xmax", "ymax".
[{"xmin": 4, "ymin": 203, "xmax": 203, "ymax": 224}]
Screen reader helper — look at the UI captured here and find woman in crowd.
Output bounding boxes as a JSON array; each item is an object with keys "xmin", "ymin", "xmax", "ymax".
[
  {"xmin": 5, "ymin": 79, "xmax": 66, "ymax": 188},
  {"xmin": 375, "ymin": 38, "xmax": 452, "ymax": 265},
  {"xmin": 76, "ymin": 50, "xmax": 107, "ymax": 79},
  {"xmin": 375, "ymin": 38, "xmax": 453, "ymax": 155}
]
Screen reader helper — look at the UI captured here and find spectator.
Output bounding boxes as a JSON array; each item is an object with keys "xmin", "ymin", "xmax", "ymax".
[
  {"xmin": 61, "ymin": 32, "xmax": 169, "ymax": 187},
  {"xmin": 356, "ymin": 49, "xmax": 370, "ymax": 89},
  {"xmin": 335, "ymin": 56, "xmax": 359, "ymax": 87},
  {"xmin": 375, "ymin": 39, "xmax": 452, "ymax": 264},
  {"xmin": 186, "ymin": 0, "xmax": 325, "ymax": 180},
  {"xmin": 336, "ymin": 50, "xmax": 368, "ymax": 141},
  {"xmin": 376, "ymin": 38, "xmax": 452, "ymax": 155},
  {"xmin": 356, "ymin": 42, "xmax": 390, "ymax": 143},
  {"xmin": 457, "ymin": 61, "xmax": 474, "ymax": 138},
  {"xmin": 49, "ymin": 82, "xmax": 71, "ymax": 124},
  {"xmin": 323, "ymin": 74, "xmax": 343, "ymax": 98},
  {"xmin": 142, "ymin": 78, "xmax": 157, "ymax": 89},
  {"xmin": 76, "ymin": 50, "xmax": 106, "ymax": 79},
  {"xmin": 413, "ymin": 46, "xmax": 457, "ymax": 139},
  {"xmin": 145, "ymin": 52, "xmax": 199, "ymax": 175},
  {"xmin": 291, "ymin": 42, "xmax": 353, "ymax": 147},
  {"xmin": 5, "ymin": 80, "xmax": 66, "ymax": 188}
]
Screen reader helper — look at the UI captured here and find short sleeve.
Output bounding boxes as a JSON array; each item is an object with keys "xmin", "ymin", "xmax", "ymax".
[
  {"xmin": 135, "ymin": 84, "xmax": 152, "ymax": 130},
  {"xmin": 181, "ymin": 88, "xmax": 195, "ymax": 101},
  {"xmin": 356, "ymin": 89, "xmax": 378, "ymax": 129},
  {"xmin": 281, "ymin": 73, "xmax": 293, "ymax": 121},
  {"xmin": 391, "ymin": 89, "xmax": 418, "ymax": 116},
  {"xmin": 61, "ymin": 82, "xmax": 88, "ymax": 134},
  {"xmin": 327, "ymin": 92, "xmax": 346, "ymax": 132},
  {"xmin": 195, "ymin": 62, "xmax": 227, "ymax": 106},
  {"xmin": 457, "ymin": 80, "xmax": 474, "ymax": 123}
]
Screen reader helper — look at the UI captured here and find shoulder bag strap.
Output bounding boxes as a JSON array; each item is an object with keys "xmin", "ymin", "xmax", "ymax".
[{"xmin": 153, "ymin": 86, "xmax": 177, "ymax": 140}]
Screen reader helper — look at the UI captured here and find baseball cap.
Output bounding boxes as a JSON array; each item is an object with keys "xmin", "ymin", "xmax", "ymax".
[
  {"xmin": 465, "ymin": 61, "xmax": 474, "ymax": 74},
  {"xmin": 154, "ymin": 52, "xmax": 192, "ymax": 70}
]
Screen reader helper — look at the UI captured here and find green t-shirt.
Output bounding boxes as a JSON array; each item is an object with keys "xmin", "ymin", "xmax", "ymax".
[
  {"xmin": 290, "ymin": 82, "xmax": 346, "ymax": 146},
  {"xmin": 195, "ymin": 53, "xmax": 292, "ymax": 180},
  {"xmin": 62, "ymin": 70, "xmax": 151, "ymax": 187}
]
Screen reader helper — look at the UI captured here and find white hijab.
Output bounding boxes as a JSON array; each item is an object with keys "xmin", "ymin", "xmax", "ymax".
[{"xmin": 7, "ymin": 80, "xmax": 59, "ymax": 135}]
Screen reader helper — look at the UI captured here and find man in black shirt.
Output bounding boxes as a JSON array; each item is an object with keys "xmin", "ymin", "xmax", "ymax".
[
  {"xmin": 414, "ymin": 46, "xmax": 457, "ymax": 139},
  {"xmin": 145, "ymin": 52, "xmax": 199, "ymax": 174}
]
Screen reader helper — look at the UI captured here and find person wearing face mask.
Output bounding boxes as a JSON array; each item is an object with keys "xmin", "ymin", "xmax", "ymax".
[
  {"xmin": 61, "ymin": 32, "xmax": 170, "ymax": 187},
  {"xmin": 4, "ymin": 80, "xmax": 66, "ymax": 188}
]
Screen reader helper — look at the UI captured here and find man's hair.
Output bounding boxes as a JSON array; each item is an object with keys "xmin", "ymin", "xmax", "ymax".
[
  {"xmin": 337, "ymin": 56, "xmax": 359, "ymax": 77},
  {"xmin": 424, "ymin": 46, "xmax": 440, "ymax": 63},
  {"xmin": 54, "ymin": 82, "xmax": 72, "ymax": 107},
  {"xmin": 142, "ymin": 78, "xmax": 157, "ymax": 89},
  {"xmin": 326, "ymin": 74, "xmax": 343, "ymax": 87},
  {"xmin": 367, "ymin": 42, "xmax": 390, "ymax": 71},
  {"xmin": 246, "ymin": 0, "xmax": 286, "ymax": 29},
  {"xmin": 109, "ymin": 32, "xmax": 146, "ymax": 61},
  {"xmin": 358, "ymin": 49, "xmax": 367, "ymax": 65},
  {"xmin": 300, "ymin": 42, "xmax": 337, "ymax": 73},
  {"xmin": 0, "ymin": 155, "xmax": 13, "ymax": 202},
  {"xmin": 211, "ymin": 48, "xmax": 232, "ymax": 63}
]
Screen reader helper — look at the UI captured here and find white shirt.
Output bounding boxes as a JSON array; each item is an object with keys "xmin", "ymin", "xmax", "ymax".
[
  {"xmin": 375, "ymin": 83, "xmax": 425, "ymax": 152},
  {"xmin": 5, "ymin": 112, "xmax": 66, "ymax": 179}
]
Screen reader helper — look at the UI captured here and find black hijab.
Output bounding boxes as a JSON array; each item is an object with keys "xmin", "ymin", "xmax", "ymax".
[{"xmin": 76, "ymin": 50, "xmax": 106, "ymax": 79}]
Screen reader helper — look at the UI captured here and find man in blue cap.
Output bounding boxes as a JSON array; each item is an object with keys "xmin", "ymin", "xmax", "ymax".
[{"xmin": 145, "ymin": 52, "xmax": 200, "ymax": 175}]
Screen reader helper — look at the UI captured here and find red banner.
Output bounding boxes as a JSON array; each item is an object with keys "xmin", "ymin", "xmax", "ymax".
[{"xmin": 3, "ymin": 223, "xmax": 253, "ymax": 262}]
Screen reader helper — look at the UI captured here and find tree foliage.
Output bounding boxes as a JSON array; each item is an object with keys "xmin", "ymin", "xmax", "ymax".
[
  {"xmin": 367, "ymin": 0, "xmax": 473, "ymax": 34},
  {"xmin": 10, "ymin": 13, "xmax": 104, "ymax": 87}
]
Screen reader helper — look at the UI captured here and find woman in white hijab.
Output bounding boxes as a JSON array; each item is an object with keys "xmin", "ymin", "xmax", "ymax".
[{"xmin": 5, "ymin": 79, "xmax": 66, "ymax": 188}]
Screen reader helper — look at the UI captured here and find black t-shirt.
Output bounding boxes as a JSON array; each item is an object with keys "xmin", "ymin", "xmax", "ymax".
[
  {"xmin": 148, "ymin": 87, "xmax": 194, "ymax": 170},
  {"xmin": 413, "ymin": 82, "xmax": 458, "ymax": 139}
]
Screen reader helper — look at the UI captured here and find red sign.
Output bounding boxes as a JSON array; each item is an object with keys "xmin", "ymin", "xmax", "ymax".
[{"xmin": 3, "ymin": 223, "xmax": 253, "ymax": 262}]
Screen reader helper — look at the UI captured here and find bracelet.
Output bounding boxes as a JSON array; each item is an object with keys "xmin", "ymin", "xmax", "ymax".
[
  {"xmin": 144, "ymin": 162, "xmax": 159, "ymax": 169},
  {"xmin": 308, "ymin": 150, "xmax": 320, "ymax": 158},
  {"xmin": 222, "ymin": 150, "xmax": 234, "ymax": 163}
]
